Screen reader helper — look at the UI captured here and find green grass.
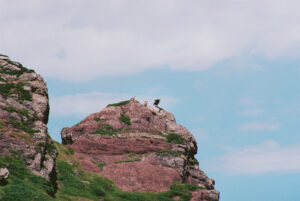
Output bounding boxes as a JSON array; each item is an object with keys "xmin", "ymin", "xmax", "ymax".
[
  {"xmin": 0, "ymin": 61, "xmax": 33, "ymax": 77},
  {"xmin": 9, "ymin": 120, "xmax": 39, "ymax": 135},
  {"xmin": 0, "ymin": 83, "xmax": 14, "ymax": 98},
  {"xmin": 57, "ymin": 160, "xmax": 115, "ymax": 200},
  {"xmin": 166, "ymin": 133, "xmax": 185, "ymax": 144},
  {"xmin": 3, "ymin": 107, "xmax": 30, "ymax": 119},
  {"xmin": 54, "ymin": 143, "xmax": 202, "ymax": 201},
  {"xmin": 92, "ymin": 161, "xmax": 106, "ymax": 171},
  {"xmin": 93, "ymin": 124, "xmax": 118, "ymax": 136},
  {"xmin": 0, "ymin": 82, "xmax": 32, "ymax": 101},
  {"xmin": 66, "ymin": 147, "xmax": 74, "ymax": 155},
  {"xmin": 107, "ymin": 100, "xmax": 130, "ymax": 107},
  {"xmin": 93, "ymin": 117, "xmax": 102, "ymax": 122},
  {"xmin": 0, "ymin": 121, "xmax": 4, "ymax": 130},
  {"xmin": 119, "ymin": 113, "xmax": 131, "ymax": 125},
  {"xmin": 115, "ymin": 158, "xmax": 141, "ymax": 164},
  {"xmin": 156, "ymin": 132, "xmax": 166, "ymax": 137},
  {"xmin": 0, "ymin": 152, "xmax": 54, "ymax": 201},
  {"xmin": 156, "ymin": 150, "xmax": 181, "ymax": 157},
  {"xmin": 1, "ymin": 142, "xmax": 203, "ymax": 201},
  {"xmin": 188, "ymin": 158, "xmax": 199, "ymax": 165}
]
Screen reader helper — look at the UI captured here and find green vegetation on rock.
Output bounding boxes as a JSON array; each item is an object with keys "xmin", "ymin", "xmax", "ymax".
[
  {"xmin": 0, "ymin": 82, "xmax": 32, "ymax": 101},
  {"xmin": 166, "ymin": 133, "xmax": 185, "ymax": 144},
  {"xmin": 156, "ymin": 150, "xmax": 181, "ymax": 157},
  {"xmin": 0, "ymin": 142, "xmax": 202, "ymax": 201},
  {"xmin": 93, "ymin": 162, "xmax": 106, "ymax": 171},
  {"xmin": 93, "ymin": 117, "xmax": 102, "ymax": 122},
  {"xmin": 93, "ymin": 124, "xmax": 117, "ymax": 136},
  {"xmin": 9, "ymin": 120, "xmax": 39, "ymax": 135},
  {"xmin": 54, "ymin": 143, "xmax": 201, "ymax": 201},
  {"xmin": 188, "ymin": 158, "xmax": 199, "ymax": 165},
  {"xmin": 107, "ymin": 100, "xmax": 130, "ymax": 107},
  {"xmin": 0, "ymin": 151, "xmax": 55, "ymax": 201},
  {"xmin": 119, "ymin": 113, "xmax": 131, "ymax": 125},
  {"xmin": 0, "ymin": 61, "xmax": 34, "ymax": 77}
]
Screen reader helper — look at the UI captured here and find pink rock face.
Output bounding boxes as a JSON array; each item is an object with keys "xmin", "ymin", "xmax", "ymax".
[
  {"xmin": 101, "ymin": 158, "xmax": 182, "ymax": 192},
  {"xmin": 70, "ymin": 137, "xmax": 172, "ymax": 155},
  {"xmin": 61, "ymin": 99, "xmax": 219, "ymax": 200}
]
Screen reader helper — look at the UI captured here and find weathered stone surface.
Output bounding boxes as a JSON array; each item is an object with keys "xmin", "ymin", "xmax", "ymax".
[
  {"xmin": 191, "ymin": 189, "xmax": 220, "ymax": 201},
  {"xmin": 0, "ymin": 168, "xmax": 9, "ymax": 180},
  {"xmin": 0, "ymin": 55, "xmax": 56, "ymax": 180},
  {"xmin": 61, "ymin": 99, "xmax": 219, "ymax": 200}
]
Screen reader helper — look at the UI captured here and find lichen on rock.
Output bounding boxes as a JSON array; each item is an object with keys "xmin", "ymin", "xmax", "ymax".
[{"xmin": 0, "ymin": 54, "xmax": 56, "ymax": 180}]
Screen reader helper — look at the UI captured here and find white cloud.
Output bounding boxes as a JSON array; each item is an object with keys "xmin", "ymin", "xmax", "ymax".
[
  {"xmin": 206, "ymin": 141, "xmax": 300, "ymax": 174},
  {"xmin": 191, "ymin": 128, "xmax": 209, "ymax": 141},
  {"xmin": 1, "ymin": 0, "xmax": 300, "ymax": 81},
  {"xmin": 50, "ymin": 92, "xmax": 178, "ymax": 116},
  {"xmin": 241, "ymin": 122, "xmax": 280, "ymax": 132},
  {"xmin": 238, "ymin": 108, "xmax": 263, "ymax": 116}
]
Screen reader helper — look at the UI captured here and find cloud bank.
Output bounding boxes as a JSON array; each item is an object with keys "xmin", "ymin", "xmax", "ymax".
[
  {"xmin": 1, "ymin": 0, "xmax": 300, "ymax": 81},
  {"xmin": 240, "ymin": 122, "xmax": 280, "ymax": 132},
  {"xmin": 206, "ymin": 141, "xmax": 300, "ymax": 174}
]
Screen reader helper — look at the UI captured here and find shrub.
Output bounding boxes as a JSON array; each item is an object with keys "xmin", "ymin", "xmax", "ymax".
[
  {"xmin": 166, "ymin": 133, "xmax": 185, "ymax": 144},
  {"xmin": 94, "ymin": 117, "xmax": 101, "ymax": 122},
  {"xmin": 115, "ymin": 157, "xmax": 141, "ymax": 164},
  {"xmin": 107, "ymin": 100, "xmax": 130, "ymax": 107},
  {"xmin": 66, "ymin": 147, "xmax": 74, "ymax": 155},
  {"xmin": 156, "ymin": 150, "xmax": 181, "ymax": 157},
  {"xmin": 94, "ymin": 162, "xmax": 106, "ymax": 171},
  {"xmin": 0, "ymin": 82, "xmax": 32, "ymax": 101},
  {"xmin": 189, "ymin": 158, "xmax": 199, "ymax": 165},
  {"xmin": 9, "ymin": 120, "xmax": 39, "ymax": 135},
  {"xmin": 119, "ymin": 113, "xmax": 131, "ymax": 125},
  {"xmin": 93, "ymin": 124, "xmax": 117, "ymax": 135}
]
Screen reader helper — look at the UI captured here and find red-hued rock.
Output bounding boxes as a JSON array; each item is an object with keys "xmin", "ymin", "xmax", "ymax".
[
  {"xmin": 70, "ymin": 137, "xmax": 172, "ymax": 155},
  {"xmin": 61, "ymin": 99, "xmax": 219, "ymax": 200},
  {"xmin": 101, "ymin": 157, "xmax": 182, "ymax": 192}
]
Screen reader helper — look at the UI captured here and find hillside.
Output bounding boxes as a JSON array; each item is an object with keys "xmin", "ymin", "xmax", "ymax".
[{"xmin": 0, "ymin": 55, "xmax": 219, "ymax": 201}]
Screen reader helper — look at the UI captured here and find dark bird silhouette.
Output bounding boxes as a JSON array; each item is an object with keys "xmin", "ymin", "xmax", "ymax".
[{"xmin": 153, "ymin": 99, "xmax": 160, "ymax": 106}]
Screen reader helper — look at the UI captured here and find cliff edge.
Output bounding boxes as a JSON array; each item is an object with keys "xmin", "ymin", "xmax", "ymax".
[{"xmin": 0, "ymin": 54, "xmax": 56, "ymax": 180}]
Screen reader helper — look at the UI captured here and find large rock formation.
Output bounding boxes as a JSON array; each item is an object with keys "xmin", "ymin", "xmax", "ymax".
[
  {"xmin": 0, "ymin": 54, "xmax": 56, "ymax": 180},
  {"xmin": 61, "ymin": 99, "xmax": 219, "ymax": 201}
]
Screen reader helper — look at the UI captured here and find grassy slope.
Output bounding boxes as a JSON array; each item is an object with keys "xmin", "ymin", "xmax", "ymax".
[{"xmin": 0, "ymin": 143, "xmax": 201, "ymax": 201}]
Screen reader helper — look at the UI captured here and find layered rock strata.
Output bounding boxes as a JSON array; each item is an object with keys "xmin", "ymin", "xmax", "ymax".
[
  {"xmin": 62, "ymin": 99, "xmax": 219, "ymax": 201},
  {"xmin": 0, "ymin": 54, "xmax": 56, "ymax": 180}
]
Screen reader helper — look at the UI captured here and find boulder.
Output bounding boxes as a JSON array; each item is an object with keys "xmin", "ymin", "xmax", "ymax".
[{"xmin": 0, "ymin": 168, "xmax": 9, "ymax": 180}]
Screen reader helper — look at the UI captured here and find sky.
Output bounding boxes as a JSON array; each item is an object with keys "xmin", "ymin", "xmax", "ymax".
[{"xmin": 1, "ymin": 1, "xmax": 300, "ymax": 200}]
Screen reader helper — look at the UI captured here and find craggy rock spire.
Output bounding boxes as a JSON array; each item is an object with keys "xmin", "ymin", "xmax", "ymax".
[
  {"xmin": 0, "ymin": 54, "xmax": 56, "ymax": 180},
  {"xmin": 62, "ymin": 99, "xmax": 220, "ymax": 201}
]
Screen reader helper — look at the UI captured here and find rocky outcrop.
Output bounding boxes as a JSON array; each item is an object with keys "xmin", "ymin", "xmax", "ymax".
[
  {"xmin": 0, "ymin": 54, "xmax": 56, "ymax": 180},
  {"xmin": 0, "ymin": 168, "xmax": 9, "ymax": 181},
  {"xmin": 61, "ymin": 99, "xmax": 220, "ymax": 201}
]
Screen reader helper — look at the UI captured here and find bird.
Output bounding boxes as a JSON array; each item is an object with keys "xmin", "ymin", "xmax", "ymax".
[{"xmin": 153, "ymin": 99, "xmax": 160, "ymax": 106}]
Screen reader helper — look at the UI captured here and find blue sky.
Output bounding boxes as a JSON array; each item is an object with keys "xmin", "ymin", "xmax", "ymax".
[{"xmin": 1, "ymin": 1, "xmax": 300, "ymax": 200}]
